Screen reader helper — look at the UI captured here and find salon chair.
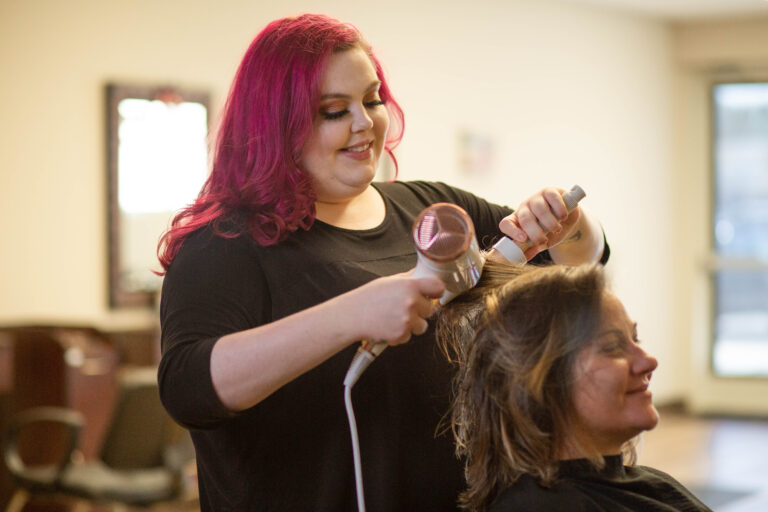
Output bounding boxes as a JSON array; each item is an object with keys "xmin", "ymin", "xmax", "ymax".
[{"xmin": 2, "ymin": 366, "xmax": 189, "ymax": 512}]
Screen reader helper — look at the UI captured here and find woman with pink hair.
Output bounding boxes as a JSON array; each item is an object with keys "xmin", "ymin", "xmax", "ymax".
[{"xmin": 157, "ymin": 13, "xmax": 607, "ymax": 511}]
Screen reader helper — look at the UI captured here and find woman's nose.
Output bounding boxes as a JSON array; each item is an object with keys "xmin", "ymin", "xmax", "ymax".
[
  {"xmin": 351, "ymin": 106, "xmax": 374, "ymax": 132},
  {"xmin": 633, "ymin": 346, "xmax": 658, "ymax": 376}
]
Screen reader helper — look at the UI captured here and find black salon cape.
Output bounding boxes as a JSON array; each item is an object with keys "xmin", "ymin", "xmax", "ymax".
[{"xmin": 489, "ymin": 456, "xmax": 713, "ymax": 512}]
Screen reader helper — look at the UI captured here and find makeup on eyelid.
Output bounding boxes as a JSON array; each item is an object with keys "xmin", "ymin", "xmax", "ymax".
[{"xmin": 321, "ymin": 99, "xmax": 385, "ymax": 121}]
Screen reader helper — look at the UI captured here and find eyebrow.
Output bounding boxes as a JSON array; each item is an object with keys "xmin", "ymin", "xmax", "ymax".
[
  {"xmin": 596, "ymin": 328, "xmax": 624, "ymax": 341},
  {"xmin": 596, "ymin": 322, "xmax": 638, "ymax": 342},
  {"xmin": 320, "ymin": 80, "xmax": 381, "ymax": 100}
]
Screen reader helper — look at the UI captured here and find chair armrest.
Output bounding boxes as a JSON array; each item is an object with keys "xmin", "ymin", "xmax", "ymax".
[{"xmin": 3, "ymin": 406, "xmax": 85, "ymax": 482}]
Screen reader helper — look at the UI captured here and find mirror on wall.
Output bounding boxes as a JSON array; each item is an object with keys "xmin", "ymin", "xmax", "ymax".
[{"xmin": 106, "ymin": 84, "xmax": 210, "ymax": 308}]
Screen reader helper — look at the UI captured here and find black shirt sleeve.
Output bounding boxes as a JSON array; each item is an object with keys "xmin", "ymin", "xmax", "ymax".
[{"xmin": 158, "ymin": 227, "xmax": 268, "ymax": 429}]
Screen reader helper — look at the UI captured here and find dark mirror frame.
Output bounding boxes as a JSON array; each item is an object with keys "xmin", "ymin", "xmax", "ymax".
[{"xmin": 106, "ymin": 83, "xmax": 210, "ymax": 309}]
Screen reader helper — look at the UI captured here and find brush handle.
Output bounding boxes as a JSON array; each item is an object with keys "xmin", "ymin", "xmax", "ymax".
[{"xmin": 490, "ymin": 184, "xmax": 586, "ymax": 264}]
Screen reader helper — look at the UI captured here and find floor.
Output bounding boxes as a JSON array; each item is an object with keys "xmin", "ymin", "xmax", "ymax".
[{"xmin": 639, "ymin": 406, "xmax": 768, "ymax": 511}]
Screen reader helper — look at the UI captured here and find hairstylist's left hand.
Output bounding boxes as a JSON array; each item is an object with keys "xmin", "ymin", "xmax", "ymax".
[{"xmin": 499, "ymin": 187, "xmax": 580, "ymax": 262}]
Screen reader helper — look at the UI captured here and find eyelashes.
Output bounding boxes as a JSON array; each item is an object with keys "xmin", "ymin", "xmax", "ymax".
[
  {"xmin": 598, "ymin": 335, "xmax": 642, "ymax": 357},
  {"xmin": 322, "ymin": 110, "xmax": 348, "ymax": 121},
  {"xmin": 599, "ymin": 343, "xmax": 624, "ymax": 356},
  {"xmin": 321, "ymin": 99, "xmax": 386, "ymax": 121}
]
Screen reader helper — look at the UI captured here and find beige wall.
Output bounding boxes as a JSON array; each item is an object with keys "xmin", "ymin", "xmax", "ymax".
[
  {"xmin": 2, "ymin": 0, "xmax": 765, "ymax": 405},
  {"xmin": 673, "ymin": 17, "xmax": 768, "ymax": 69}
]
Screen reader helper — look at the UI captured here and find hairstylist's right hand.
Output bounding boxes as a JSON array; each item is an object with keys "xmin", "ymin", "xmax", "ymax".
[{"xmin": 342, "ymin": 273, "xmax": 445, "ymax": 346}]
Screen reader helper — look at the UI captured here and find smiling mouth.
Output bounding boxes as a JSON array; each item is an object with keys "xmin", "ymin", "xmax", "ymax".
[{"xmin": 344, "ymin": 141, "xmax": 372, "ymax": 153}]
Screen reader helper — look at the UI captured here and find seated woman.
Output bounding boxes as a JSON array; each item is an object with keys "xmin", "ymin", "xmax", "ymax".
[{"xmin": 437, "ymin": 261, "xmax": 712, "ymax": 512}]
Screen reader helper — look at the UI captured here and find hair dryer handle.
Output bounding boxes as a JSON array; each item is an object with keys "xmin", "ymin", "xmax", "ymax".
[{"xmin": 344, "ymin": 260, "xmax": 447, "ymax": 387}]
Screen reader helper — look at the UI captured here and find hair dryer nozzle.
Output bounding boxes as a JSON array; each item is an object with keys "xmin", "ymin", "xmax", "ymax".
[
  {"xmin": 412, "ymin": 203, "xmax": 484, "ymax": 305},
  {"xmin": 413, "ymin": 203, "xmax": 475, "ymax": 262}
]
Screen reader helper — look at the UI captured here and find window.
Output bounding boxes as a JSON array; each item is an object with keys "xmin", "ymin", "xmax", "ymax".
[{"xmin": 711, "ymin": 82, "xmax": 768, "ymax": 376}]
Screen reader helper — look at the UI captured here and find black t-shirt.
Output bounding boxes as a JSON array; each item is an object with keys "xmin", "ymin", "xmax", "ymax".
[
  {"xmin": 160, "ymin": 181, "xmax": 546, "ymax": 511},
  {"xmin": 489, "ymin": 456, "xmax": 713, "ymax": 512}
]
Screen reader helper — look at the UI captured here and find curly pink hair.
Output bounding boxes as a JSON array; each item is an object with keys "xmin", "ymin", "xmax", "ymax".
[{"xmin": 157, "ymin": 13, "xmax": 404, "ymax": 271}]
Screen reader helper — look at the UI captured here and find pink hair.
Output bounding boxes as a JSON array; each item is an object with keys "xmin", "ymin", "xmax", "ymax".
[{"xmin": 157, "ymin": 14, "xmax": 404, "ymax": 271}]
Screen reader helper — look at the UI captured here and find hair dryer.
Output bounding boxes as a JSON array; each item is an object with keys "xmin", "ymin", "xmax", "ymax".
[{"xmin": 343, "ymin": 202, "xmax": 483, "ymax": 387}]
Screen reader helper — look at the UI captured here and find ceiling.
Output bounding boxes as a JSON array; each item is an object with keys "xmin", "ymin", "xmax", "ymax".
[{"xmin": 559, "ymin": 0, "xmax": 768, "ymax": 21}]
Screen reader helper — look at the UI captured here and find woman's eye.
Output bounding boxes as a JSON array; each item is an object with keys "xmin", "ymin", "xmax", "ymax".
[
  {"xmin": 321, "ymin": 99, "xmax": 385, "ymax": 121},
  {"xmin": 600, "ymin": 343, "xmax": 622, "ymax": 355},
  {"xmin": 365, "ymin": 99, "xmax": 385, "ymax": 108},
  {"xmin": 598, "ymin": 337, "xmax": 628, "ymax": 355},
  {"xmin": 322, "ymin": 109, "xmax": 348, "ymax": 121}
]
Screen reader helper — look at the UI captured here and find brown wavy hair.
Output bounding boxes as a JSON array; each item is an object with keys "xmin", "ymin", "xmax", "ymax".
[{"xmin": 437, "ymin": 261, "xmax": 635, "ymax": 511}]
